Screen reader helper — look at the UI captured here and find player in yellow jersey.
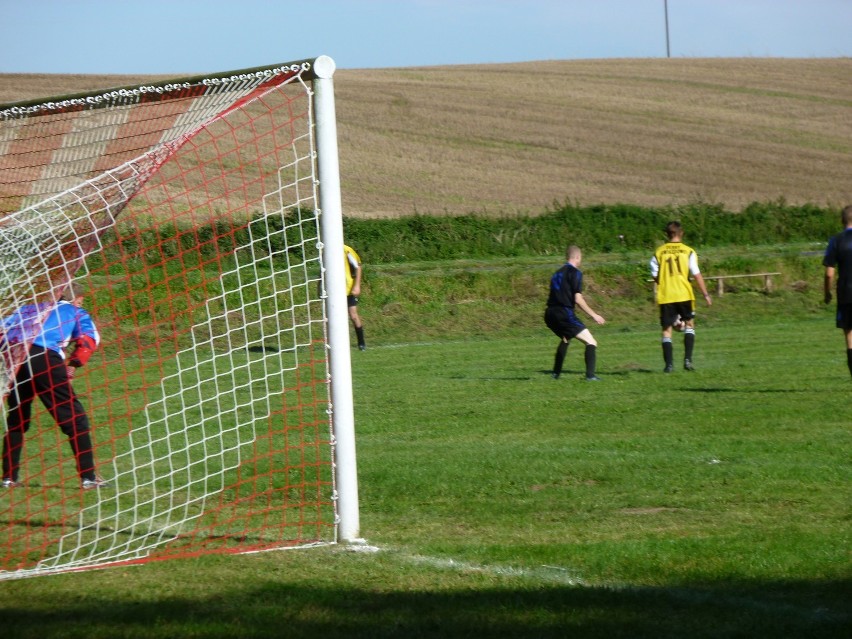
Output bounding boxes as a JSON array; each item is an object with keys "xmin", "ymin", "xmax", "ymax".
[
  {"xmin": 650, "ymin": 221, "xmax": 712, "ymax": 372},
  {"xmin": 343, "ymin": 244, "xmax": 366, "ymax": 351}
]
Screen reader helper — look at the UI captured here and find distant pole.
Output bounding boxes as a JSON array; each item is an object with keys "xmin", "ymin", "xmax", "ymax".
[{"xmin": 664, "ymin": 0, "xmax": 671, "ymax": 58}]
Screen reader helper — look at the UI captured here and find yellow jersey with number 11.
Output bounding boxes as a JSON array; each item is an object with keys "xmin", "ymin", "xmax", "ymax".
[{"xmin": 654, "ymin": 242, "xmax": 697, "ymax": 304}]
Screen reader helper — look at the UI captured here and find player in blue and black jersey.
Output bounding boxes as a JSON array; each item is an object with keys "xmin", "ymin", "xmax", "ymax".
[
  {"xmin": 544, "ymin": 245, "xmax": 606, "ymax": 381},
  {"xmin": 823, "ymin": 204, "xmax": 852, "ymax": 379}
]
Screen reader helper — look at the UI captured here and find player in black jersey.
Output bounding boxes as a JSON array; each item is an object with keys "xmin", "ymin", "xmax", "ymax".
[
  {"xmin": 544, "ymin": 245, "xmax": 606, "ymax": 381},
  {"xmin": 823, "ymin": 204, "xmax": 852, "ymax": 379}
]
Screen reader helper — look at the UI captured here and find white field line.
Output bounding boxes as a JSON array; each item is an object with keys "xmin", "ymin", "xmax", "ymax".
[
  {"xmin": 403, "ymin": 552, "xmax": 587, "ymax": 587},
  {"xmin": 342, "ymin": 542, "xmax": 845, "ymax": 623},
  {"xmin": 344, "ymin": 541, "xmax": 585, "ymax": 586}
]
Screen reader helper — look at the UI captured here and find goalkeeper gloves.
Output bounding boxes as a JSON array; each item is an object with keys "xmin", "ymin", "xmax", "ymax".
[{"xmin": 69, "ymin": 335, "xmax": 97, "ymax": 367}]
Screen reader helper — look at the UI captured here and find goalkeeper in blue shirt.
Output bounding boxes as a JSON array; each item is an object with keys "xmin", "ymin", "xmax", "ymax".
[{"xmin": 1, "ymin": 284, "xmax": 107, "ymax": 490}]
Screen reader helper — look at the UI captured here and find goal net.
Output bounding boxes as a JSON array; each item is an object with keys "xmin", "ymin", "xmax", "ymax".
[{"xmin": 0, "ymin": 56, "xmax": 358, "ymax": 580}]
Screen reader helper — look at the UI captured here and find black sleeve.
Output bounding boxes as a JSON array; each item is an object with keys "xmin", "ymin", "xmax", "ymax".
[
  {"xmin": 570, "ymin": 268, "xmax": 583, "ymax": 295},
  {"xmin": 823, "ymin": 236, "xmax": 837, "ymax": 268}
]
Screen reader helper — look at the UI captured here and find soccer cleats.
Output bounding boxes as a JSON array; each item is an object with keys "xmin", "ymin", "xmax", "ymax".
[{"xmin": 81, "ymin": 476, "xmax": 110, "ymax": 490}]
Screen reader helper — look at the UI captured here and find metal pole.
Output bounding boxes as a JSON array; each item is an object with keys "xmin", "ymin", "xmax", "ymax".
[
  {"xmin": 664, "ymin": 0, "xmax": 671, "ymax": 58},
  {"xmin": 313, "ymin": 55, "xmax": 361, "ymax": 543}
]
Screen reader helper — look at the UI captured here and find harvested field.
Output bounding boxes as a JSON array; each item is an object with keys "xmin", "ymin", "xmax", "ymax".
[{"xmin": 1, "ymin": 58, "xmax": 851, "ymax": 217}]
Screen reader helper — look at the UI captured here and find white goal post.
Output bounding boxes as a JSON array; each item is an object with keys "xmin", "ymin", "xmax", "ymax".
[
  {"xmin": 313, "ymin": 56, "xmax": 361, "ymax": 544},
  {"xmin": 0, "ymin": 55, "xmax": 360, "ymax": 580}
]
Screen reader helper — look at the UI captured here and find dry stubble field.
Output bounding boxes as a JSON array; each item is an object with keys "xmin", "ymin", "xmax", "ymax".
[{"xmin": 1, "ymin": 57, "xmax": 851, "ymax": 217}]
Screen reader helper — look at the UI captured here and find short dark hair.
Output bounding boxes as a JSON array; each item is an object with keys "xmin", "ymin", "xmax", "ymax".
[
  {"xmin": 842, "ymin": 205, "xmax": 852, "ymax": 227},
  {"xmin": 665, "ymin": 221, "xmax": 683, "ymax": 240}
]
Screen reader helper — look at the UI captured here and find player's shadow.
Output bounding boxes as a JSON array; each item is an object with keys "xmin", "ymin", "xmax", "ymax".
[
  {"xmin": 247, "ymin": 345, "xmax": 280, "ymax": 353},
  {"xmin": 449, "ymin": 375, "xmax": 533, "ymax": 381},
  {"xmin": 537, "ymin": 368, "xmax": 653, "ymax": 378},
  {"xmin": 680, "ymin": 387, "xmax": 808, "ymax": 394}
]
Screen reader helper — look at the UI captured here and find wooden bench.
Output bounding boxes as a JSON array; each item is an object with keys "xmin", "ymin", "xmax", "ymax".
[
  {"xmin": 650, "ymin": 272, "xmax": 782, "ymax": 297},
  {"xmin": 703, "ymin": 272, "xmax": 781, "ymax": 296}
]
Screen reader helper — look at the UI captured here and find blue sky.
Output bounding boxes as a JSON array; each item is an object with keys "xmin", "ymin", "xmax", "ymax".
[{"xmin": 1, "ymin": 0, "xmax": 849, "ymax": 74}]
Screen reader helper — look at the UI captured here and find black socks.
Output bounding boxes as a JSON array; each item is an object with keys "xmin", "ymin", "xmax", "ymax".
[
  {"xmin": 584, "ymin": 344, "xmax": 597, "ymax": 378},
  {"xmin": 662, "ymin": 339, "xmax": 674, "ymax": 367},
  {"xmin": 684, "ymin": 330, "xmax": 695, "ymax": 361},
  {"xmin": 553, "ymin": 341, "xmax": 568, "ymax": 378}
]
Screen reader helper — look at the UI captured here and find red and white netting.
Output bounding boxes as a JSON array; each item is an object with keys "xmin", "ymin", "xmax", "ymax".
[{"xmin": 0, "ymin": 60, "xmax": 337, "ymax": 579}]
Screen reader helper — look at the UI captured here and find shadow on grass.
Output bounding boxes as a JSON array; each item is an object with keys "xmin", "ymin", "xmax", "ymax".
[
  {"xmin": 247, "ymin": 345, "xmax": 280, "ymax": 353},
  {"xmin": 679, "ymin": 387, "xmax": 811, "ymax": 394},
  {"xmin": 535, "ymin": 369, "xmax": 655, "ymax": 378},
  {"xmin": 444, "ymin": 368, "xmax": 658, "ymax": 382},
  {"xmin": 448, "ymin": 375, "xmax": 533, "ymax": 381},
  {"xmin": 1, "ymin": 578, "xmax": 849, "ymax": 639}
]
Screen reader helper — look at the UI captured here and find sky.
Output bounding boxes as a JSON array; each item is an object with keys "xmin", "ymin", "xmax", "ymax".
[{"xmin": 0, "ymin": 0, "xmax": 850, "ymax": 75}]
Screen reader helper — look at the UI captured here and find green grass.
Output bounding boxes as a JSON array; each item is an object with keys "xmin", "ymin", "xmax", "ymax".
[{"xmin": 1, "ymin": 304, "xmax": 849, "ymax": 637}]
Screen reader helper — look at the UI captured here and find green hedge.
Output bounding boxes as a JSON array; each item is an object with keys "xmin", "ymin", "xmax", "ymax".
[
  {"xmin": 89, "ymin": 200, "xmax": 840, "ymax": 270},
  {"xmin": 343, "ymin": 200, "xmax": 841, "ymax": 263}
]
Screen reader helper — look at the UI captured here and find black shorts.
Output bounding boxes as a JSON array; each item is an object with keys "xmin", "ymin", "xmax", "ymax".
[
  {"xmin": 836, "ymin": 303, "xmax": 852, "ymax": 330},
  {"xmin": 347, "ymin": 295, "xmax": 359, "ymax": 308},
  {"xmin": 544, "ymin": 306, "xmax": 586, "ymax": 340},
  {"xmin": 659, "ymin": 301, "xmax": 695, "ymax": 329}
]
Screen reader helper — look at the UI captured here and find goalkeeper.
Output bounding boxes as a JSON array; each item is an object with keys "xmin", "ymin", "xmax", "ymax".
[{"xmin": 1, "ymin": 284, "xmax": 107, "ymax": 490}]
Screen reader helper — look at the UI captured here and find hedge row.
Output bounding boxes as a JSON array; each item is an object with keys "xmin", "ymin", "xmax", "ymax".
[
  {"xmin": 90, "ymin": 200, "xmax": 842, "ymax": 271},
  {"xmin": 343, "ymin": 200, "xmax": 842, "ymax": 263}
]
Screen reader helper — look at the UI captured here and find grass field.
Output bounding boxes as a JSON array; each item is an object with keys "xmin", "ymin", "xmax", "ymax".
[
  {"xmin": 0, "ymin": 297, "xmax": 849, "ymax": 638},
  {"xmin": 0, "ymin": 57, "xmax": 850, "ymax": 636}
]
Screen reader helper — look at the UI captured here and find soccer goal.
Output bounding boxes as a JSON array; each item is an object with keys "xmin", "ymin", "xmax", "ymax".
[{"xmin": 0, "ymin": 55, "xmax": 359, "ymax": 580}]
